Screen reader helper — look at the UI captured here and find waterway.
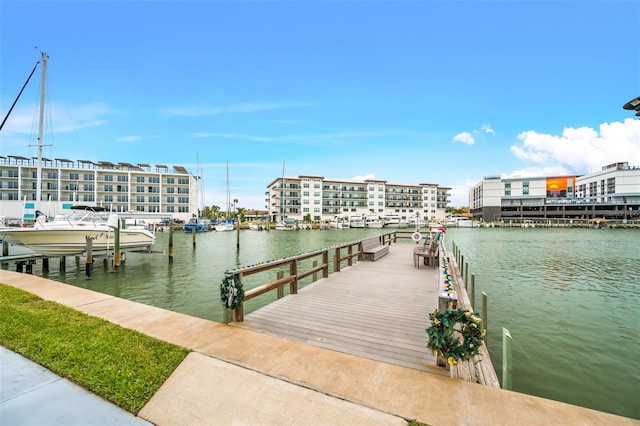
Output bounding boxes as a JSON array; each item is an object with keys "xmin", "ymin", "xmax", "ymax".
[{"xmin": 3, "ymin": 227, "xmax": 639, "ymax": 419}]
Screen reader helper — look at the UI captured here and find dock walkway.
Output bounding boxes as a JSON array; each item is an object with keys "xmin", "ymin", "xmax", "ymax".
[{"xmin": 235, "ymin": 242, "xmax": 446, "ymax": 375}]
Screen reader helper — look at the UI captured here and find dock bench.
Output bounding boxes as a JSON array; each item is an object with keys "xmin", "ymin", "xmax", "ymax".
[{"xmin": 362, "ymin": 237, "xmax": 389, "ymax": 261}]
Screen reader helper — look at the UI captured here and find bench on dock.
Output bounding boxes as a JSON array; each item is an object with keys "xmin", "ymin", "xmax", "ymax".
[{"xmin": 362, "ymin": 237, "xmax": 389, "ymax": 261}]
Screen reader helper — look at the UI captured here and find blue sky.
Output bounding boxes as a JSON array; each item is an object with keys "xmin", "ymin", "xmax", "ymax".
[{"xmin": 1, "ymin": 0, "xmax": 639, "ymax": 209}]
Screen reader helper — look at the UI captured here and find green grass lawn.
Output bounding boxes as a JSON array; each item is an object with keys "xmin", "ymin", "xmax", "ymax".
[{"xmin": 0, "ymin": 283, "xmax": 189, "ymax": 414}]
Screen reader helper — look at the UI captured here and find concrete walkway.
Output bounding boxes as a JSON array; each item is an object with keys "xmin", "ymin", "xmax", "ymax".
[{"xmin": 0, "ymin": 267, "xmax": 637, "ymax": 426}]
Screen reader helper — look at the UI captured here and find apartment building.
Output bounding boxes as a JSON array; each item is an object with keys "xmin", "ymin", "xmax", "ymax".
[
  {"xmin": 266, "ymin": 174, "xmax": 451, "ymax": 223},
  {"xmin": 469, "ymin": 162, "xmax": 640, "ymax": 222},
  {"xmin": 0, "ymin": 155, "xmax": 199, "ymax": 221}
]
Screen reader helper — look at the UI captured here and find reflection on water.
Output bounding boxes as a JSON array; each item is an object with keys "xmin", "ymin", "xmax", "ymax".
[{"xmin": 444, "ymin": 228, "xmax": 640, "ymax": 420}]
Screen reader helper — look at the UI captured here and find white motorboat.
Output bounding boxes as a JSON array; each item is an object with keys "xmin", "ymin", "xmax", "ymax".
[
  {"xmin": 0, "ymin": 206, "xmax": 155, "ymax": 256},
  {"xmin": 365, "ymin": 216, "xmax": 383, "ymax": 228},
  {"xmin": 382, "ymin": 215, "xmax": 407, "ymax": 228},
  {"xmin": 214, "ymin": 219, "xmax": 235, "ymax": 232},
  {"xmin": 349, "ymin": 216, "xmax": 365, "ymax": 228},
  {"xmin": 329, "ymin": 216, "xmax": 350, "ymax": 229},
  {"xmin": 274, "ymin": 218, "xmax": 296, "ymax": 231}
]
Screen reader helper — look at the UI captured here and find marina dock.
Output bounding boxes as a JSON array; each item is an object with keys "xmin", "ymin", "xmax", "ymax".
[{"xmin": 0, "ymin": 241, "xmax": 636, "ymax": 425}]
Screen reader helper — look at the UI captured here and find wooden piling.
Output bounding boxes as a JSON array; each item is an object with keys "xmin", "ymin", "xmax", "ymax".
[
  {"xmin": 236, "ymin": 216, "xmax": 240, "ymax": 251},
  {"xmin": 482, "ymin": 291, "xmax": 488, "ymax": 345},
  {"xmin": 192, "ymin": 225, "xmax": 196, "ymax": 249},
  {"xmin": 60, "ymin": 256, "xmax": 66, "ymax": 271},
  {"xmin": 168, "ymin": 219, "xmax": 174, "ymax": 263},
  {"xmin": 113, "ymin": 219, "xmax": 121, "ymax": 272},
  {"xmin": 85, "ymin": 237, "xmax": 93, "ymax": 279},
  {"xmin": 2, "ymin": 240, "xmax": 7, "ymax": 257},
  {"xmin": 471, "ymin": 273, "xmax": 476, "ymax": 309},
  {"xmin": 42, "ymin": 257, "xmax": 49, "ymax": 273},
  {"xmin": 502, "ymin": 328, "xmax": 512, "ymax": 390}
]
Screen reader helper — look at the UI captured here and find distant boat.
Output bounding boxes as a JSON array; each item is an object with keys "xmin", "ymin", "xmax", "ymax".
[
  {"xmin": 365, "ymin": 216, "xmax": 383, "ymax": 229},
  {"xmin": 349, "ymin": 215, "xmax": 365, "ymax": 228},
  {"xmin": 329, "ymin": 216, "xmax": 349, "ymax": 229},
  {"xmin": 444, "ymin": 216, "xmax": 478, "ymax": 228},
  {"xmin": 274, "ymin": 217, "xmax": 296, "ymax": 231},
  {"xmin": 184, "ymin": 216, "xmax": 210, "ymax": 232},
  {"xmin": 248, "ymin": 222, "xmax": 266, "ymax": 231},
  {"xmin": 214, "ymin": 218, "xmax": 235, "ymax": 232},
  {"xmin": 521, "ymin": 220, "xmax": 536, "ymax": 228}
]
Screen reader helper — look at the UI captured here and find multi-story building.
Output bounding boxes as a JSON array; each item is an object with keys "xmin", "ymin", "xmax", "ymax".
[
  {"xmin": 0, "ymin": 155, "xmax": 199, "ymax": 221},
  {"xmin": 469, "ymin": 162, "xmax": 640, "ymax": 222},
  {"xmin": 266, "ymin": 175, "xmax": 450, "ymax": 223}
]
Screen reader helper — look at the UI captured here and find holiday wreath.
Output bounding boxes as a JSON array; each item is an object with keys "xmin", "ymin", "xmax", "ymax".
[
  {"xmin": 426, "ymin": 308, "xmax": 485, "ymax": 366},
  {"xmin": 220, "ymin": 275, "xmax": 245, "ymax": 310}
]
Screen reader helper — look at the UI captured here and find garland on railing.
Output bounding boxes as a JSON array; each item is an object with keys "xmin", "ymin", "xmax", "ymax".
[
  {"xmin": 426, "ymin": 308, "xmax": 485, "ymax": 366},
  {"xmin": 220, "ymin": 275, "xmax": 244, "ymax": 310}
]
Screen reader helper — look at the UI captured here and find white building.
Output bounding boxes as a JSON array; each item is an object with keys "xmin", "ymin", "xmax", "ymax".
[
  {"xmin": 0, "ymin": 155, "xmax": 199, "ymax": 222},
  {"xmin": 469, "ymin": 162, "xmax": 640, "ymax": 222},
  {"xmin": 266, "ymin": 175, "xmax": 451, "ymax": 223}
]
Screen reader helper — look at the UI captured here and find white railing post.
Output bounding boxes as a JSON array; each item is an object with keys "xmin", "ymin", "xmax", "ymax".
[{"xmin": 502, "ymin": 328, "xmax": 512, "ymax": 390}]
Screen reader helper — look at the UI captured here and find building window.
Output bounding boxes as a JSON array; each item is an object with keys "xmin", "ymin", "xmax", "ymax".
[
  {"xmin": 505, "ymin": 182, "xmax": 511, "ymax": 189},
  {"xmin": 104, "ymin": 195, "xmax": 113, "ymax": 202},
  {"xmin": 149, "ymin": 176, "xmax": 159, "ymax": 184},
  {"xmin": 117, "ymin": 195, "xmax": 128, "ymax": 202},
  {"xmin": 84, "ymin": 184, "xmax": 94, "ymax": 191},
  {"xmin": 136, "ymin": 186, "xmax": 145, "ymax": 193},
  {"xmin": 166, "ymin": 187, "xmax": 175, "ymax": 193},
  {"xmin": 104, "ymin": 185, "xmax": 113, "ymax": 192},
  {"xmin": 84, "ymin": 174, "xmax": 94, "ymax": 181},
  {"xmin": 117, "ymin": 175, "xmax": 128, "ymax": 182},
  {"xmin": 178, "ymin": 178, "xmax": 189, "ymax": 185},
  {"xmin": 505, "ymin": 190, "xmax": 511, "ymax": 196},
  {"xmin": 104, "ymin": 175, "xmax": 113, "ymax": 181},
  {"xmin": 166, "ymin": 206, "xmax": 175, "ymax": 212},
  {"xmin": 69, "ymin": 173, "xmax": 79, "ymax": 180},
  {"xmin": 136, "ymin": 196, "xmax": 145, "ymax": 202},
  {"xmin": 136, "ymin": 176, "xmax": 145, "ymax": 183},
  {"xmin": 167, "ymin": 177, "xmax": 174, "ymax": 184},
  {"xmin": 136, "ymin": 206, "xmax": 145, "ymax": 212}
]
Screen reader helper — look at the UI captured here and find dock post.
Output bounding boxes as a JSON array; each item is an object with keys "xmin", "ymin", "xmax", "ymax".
[
  {"xmin": 312, "ymin": 260, "xmax": 318, "ymax": 282},
  {"xmin": 60, "ymin": 256, "xmax": 66, "ymax": 272},
  {"xmin": 277, "ymin": 271, "xmax": 284, "ymax": 299},
  {"xmin": 192, "ymin": 225, "xmax": 196, "ymax": 249},
  {"xmin": 464, "ymin": 261, "xmax": 469, "ymax": 289},
  {"xmin": 235, "ymin": 201, "xmax": 240, "ymax": 251},
  {"xmin": 42, "ymin": 257, "xmax": 49, "ymax": 274},
  {"xmin": 482, "ymin": 291, "xmax": 488, "ymax": 345},
  {"xmin": 16, "ymin": 261, "xmax": 24, "ymax": 273},
  {"xmin": 502, "ymin": 328, "xmax": 512, "ymax": 390},
  {"xmin": 471, "ymin": 273, "xmax": 476, "ymax": 309},
  {"xmin": 85, "ymin": 237, "xmax": 93, "ymax": 279},
  {"xmin": 334, "ymin": 247, "xmax": 341, "ymax": 272},
  {"xmin": 168, "ymin": 219, "xmax": 174, "ymax": 263},
  {"xmin": 2, "ymin": 240, "xmax": 7, "ymax": 257},
  {"xmin": 113, "ymin": 219, "xmax": 121, "ymax": 273},
  {"xmin": 25, "ymin": 261, "xmax": 33, "ymax": 274}
]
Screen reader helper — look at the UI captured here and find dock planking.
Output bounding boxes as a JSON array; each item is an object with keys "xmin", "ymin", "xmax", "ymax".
[{"xmin": 233, "ymin": 242, "xmax": 448, "ymax": 376}]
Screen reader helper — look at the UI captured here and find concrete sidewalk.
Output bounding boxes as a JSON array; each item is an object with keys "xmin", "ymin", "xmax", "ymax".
[
  {"xmin": 0, "ymin": 346, "xmax": 151, "ymax": 426},
  {"xmin": 1, "ymin": 269, "xmax": 637, "ymax": 426}
]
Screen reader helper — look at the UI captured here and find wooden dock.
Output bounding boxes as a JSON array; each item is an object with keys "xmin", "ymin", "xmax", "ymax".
[{"xmin": 233, "ymin": 242, "xmax": 449, "ymax": 377}]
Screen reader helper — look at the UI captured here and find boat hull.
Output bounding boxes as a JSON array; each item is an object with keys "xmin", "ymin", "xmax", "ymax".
[{"xmin": 0, "ymin": 228, "xmax": 155, "ymax": 256}]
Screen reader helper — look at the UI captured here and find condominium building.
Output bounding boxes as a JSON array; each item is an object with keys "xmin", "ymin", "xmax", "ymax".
[
  {"xmin": 469, "ymin": 162, "xmax": 640, "ymax": 222},
  {"xmin": 0, "ymin": 155, "xmax": 199, "ymax": 221},
  {"xmin": 266, "ymin": 174, "xmax": 451, "ymax": 223}
]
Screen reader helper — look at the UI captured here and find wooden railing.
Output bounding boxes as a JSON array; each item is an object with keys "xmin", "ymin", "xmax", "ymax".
[{"xmin": 224, "ymin": 232, "xmax": 397, "ymax": 322}]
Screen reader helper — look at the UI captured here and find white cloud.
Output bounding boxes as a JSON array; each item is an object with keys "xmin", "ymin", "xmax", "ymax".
[
  {"xmin": 162, "ymin": 101, "xmax": 311, "ymax": 117},
  {"xmin": 481, "ymin": 124, "xmax": 495, "ymax": 135},
  {"xmin": 352, "ymin": 173, "xmax": 377, "ymax": 181},
  {"xmin": 453, "ymin": 131, "xmax": 475, "ymax": 145},
  {"xmin": 118, "ymin": 135, "xmax": 143, "ymax": 143},
  {"xmin": 510, "ymin": 119, "xmax": 640, "ymax": 173},
  {"xmin": 0, "ymin": 102, "xmax": 112, "ymax": 136}
]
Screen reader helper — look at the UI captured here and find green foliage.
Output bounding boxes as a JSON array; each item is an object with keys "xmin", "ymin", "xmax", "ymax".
[
  {"xmin": 426, "ymin": 308, "xmax": 485, "ymax": 366},
  {"xmin": 220, "ymin": 275, "xmax": 245, "ymax": 309},
  {"xmin": 0, "ymin": 284, "xmax": 189, "ymax": 414}
]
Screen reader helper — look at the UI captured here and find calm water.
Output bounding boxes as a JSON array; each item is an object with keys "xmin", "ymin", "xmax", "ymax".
[
  {"xmin": 8, "ymin": 227, "xmax": 640, "ymax": 419},
  {"xmin": 443, "ymin": 227, "xmax": 640, "ymax": 420}
]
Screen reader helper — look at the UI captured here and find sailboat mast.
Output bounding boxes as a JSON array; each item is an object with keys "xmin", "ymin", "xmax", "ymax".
[
  {"xmin": 281, "ymin": 160, "xmax": 285, "ymax": 221},
  {"xmin": 36, "ymin": 52, "xmax": 49, "ymax": 210}
]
